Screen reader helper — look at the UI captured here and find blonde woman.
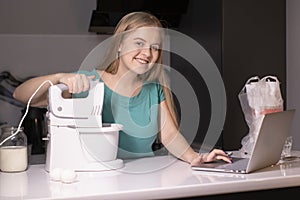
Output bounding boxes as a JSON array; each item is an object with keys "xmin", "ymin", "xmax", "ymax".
[{"xmin": 13, "ymin": 11, "xmax": 231, "ymax": 165}]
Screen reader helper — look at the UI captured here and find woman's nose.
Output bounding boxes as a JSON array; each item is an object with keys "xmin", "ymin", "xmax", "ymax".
[{"xmin": 141, "ymin": 47, "xmax": 152, "ymax": 57}]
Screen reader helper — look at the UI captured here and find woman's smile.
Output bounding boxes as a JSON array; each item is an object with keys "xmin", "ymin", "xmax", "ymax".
[{"xmin": 135, "ymin": 56, "xmax": 150, "ymax": 65}]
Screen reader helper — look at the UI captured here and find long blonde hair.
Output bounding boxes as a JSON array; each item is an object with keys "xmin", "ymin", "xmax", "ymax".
[{"xmin": 97, "ymin": 11, "xmax": 179, "ymax": 128}]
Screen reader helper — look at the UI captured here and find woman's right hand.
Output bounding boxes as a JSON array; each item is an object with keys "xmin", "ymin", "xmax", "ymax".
[
  {"xmin": 13, "ymin": 72, "xmax": 96, "ymax": 107},
  {"xmin": 58, "ymin": 74, "xmax": 96, "ymax": 94}
]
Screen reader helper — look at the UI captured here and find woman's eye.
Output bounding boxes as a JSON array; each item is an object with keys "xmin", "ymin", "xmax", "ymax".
[
  {"xmin": 151, "ymin": 44, "xmax": 160, "ymax": 51},
  {"xmin": 135, "ymin": 41, "xmax": 144, "ymax": 47}
]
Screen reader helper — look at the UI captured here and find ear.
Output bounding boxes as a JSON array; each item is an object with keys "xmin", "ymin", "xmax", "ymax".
[{"xmin": 118, "ymin": 43, "xmax": 122, "ymax": 52}]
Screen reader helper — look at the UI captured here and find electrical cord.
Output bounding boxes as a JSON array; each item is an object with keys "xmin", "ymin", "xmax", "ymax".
[{"xmin": 0, "ymin": 80, "xmax": 54, "ymax": 146}]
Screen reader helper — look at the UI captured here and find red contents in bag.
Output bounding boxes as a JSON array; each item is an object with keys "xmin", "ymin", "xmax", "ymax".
[{"xmin": 259, "ymin": 108, "xmax": 283, "ymax": 115}]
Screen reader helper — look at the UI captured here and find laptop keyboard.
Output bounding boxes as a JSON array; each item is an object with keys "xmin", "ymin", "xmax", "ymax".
[{"xmin": 216, "ymin": 157, "xmax": 249, "ymax": 171}]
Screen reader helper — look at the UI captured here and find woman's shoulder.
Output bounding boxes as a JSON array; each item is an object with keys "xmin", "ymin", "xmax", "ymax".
[
  {"xmin": 76, "ymin": 69, "xmax": 103, "ymax": 80},
  {"xmin": 142, "ymin": 81, "xmax": 164, "ymax": 96},
  {"xmin": 143, "ymin": 81, "xmax": 163, "ymax": 90}
]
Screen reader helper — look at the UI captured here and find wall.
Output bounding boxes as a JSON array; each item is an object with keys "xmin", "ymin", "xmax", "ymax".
[
  {"xmin": 0, "ymin": 0, "xmax": 95, "ymax": 34},
  {"xmin": 175, "ymin": 0, "xmax": 288, "ymax": 151},
  {"xmin": 287, "ymin": 0, "xmax": 300, "ymax": 150},
  {"xmin": 171, "ymin": 0, "xmax": 223, "ymax": 150},
  {"xmin": 222, "ymin": 0, "xmax": 287, "ymax": 150},
  {"xmin": 0, "ymin": 0, "xmax": 107, "ymax": 126}
]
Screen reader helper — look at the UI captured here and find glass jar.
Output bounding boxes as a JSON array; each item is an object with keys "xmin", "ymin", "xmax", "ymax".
[{"xmin": 0, "ymin": 126, "xmax": 28, "ymax": 172}]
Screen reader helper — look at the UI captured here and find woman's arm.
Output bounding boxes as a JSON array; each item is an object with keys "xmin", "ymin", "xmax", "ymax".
[
  {"xmin": 159, "ymin": 100, "xmax": 231, "ymax": 164},
  {"xmin": 13, "ymin": 73, "xmax": 65, "ymax": 107},
  {"xmin": 13, "ymin": 73, "xmax": 95, "ymax": 107}
]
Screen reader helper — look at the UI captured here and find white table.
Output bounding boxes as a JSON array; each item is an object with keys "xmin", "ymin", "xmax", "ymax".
[{"xmin": 1, "ymin": 152, "xmax": 300, "ymax": 200}]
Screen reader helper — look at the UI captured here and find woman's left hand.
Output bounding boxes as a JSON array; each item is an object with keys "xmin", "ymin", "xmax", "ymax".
[{"xmin": 190, "ymin": 149, "xmax": 232, "ymax": 166}]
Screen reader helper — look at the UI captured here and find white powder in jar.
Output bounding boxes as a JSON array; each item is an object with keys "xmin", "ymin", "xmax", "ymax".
[{"xmin": 0, "ymin": 146, "xmax": 28, "ymax": 172}]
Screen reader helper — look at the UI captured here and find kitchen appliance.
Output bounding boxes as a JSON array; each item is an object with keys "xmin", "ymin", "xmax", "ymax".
[
  {"xmin": 22, "ymin": 106, "xmax": 47, "ymax": 154},
  {"xmin": 44, "ymin": 81, "xmax": 124, "ymax": 172},
  {"xmin": 89, "ymin": 0, "xmax": 190, "ymax": 34}
]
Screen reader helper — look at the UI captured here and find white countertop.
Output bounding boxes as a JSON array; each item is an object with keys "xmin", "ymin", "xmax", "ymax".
[{"xmin": 1, "ymin": 151, "xmax": 300, "ymax": 200}]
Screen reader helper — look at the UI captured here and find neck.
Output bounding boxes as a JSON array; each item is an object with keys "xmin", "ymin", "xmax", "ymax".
[
  {"xmin": 115, "ymin": 66, "xmax": 139, "ymax": 86},
  {"xmin": 102, "ymin": 67, "xmax": 142, "ymax": 97}
]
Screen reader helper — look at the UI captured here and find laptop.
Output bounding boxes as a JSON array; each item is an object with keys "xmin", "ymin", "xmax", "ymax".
[{"xmin": 191, "ymin": 110, "xmax": 295, "ymax": 174}]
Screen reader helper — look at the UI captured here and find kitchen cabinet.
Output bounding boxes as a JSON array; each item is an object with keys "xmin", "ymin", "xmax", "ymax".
[{"xmin": 169, "ymin": 0, "xmax": 286, "ymax": 151}]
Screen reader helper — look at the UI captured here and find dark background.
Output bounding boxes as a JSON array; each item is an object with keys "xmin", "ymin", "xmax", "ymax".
[
  {"xmin": 172, "ymin": 0, "xmax": 286, "ymax": 151},
  {"xmin": 89, "ymin": 0, "xmax": 287, "ymax": 151}
]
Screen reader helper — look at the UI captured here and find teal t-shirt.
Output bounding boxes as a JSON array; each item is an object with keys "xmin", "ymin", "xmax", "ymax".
[{"xmin": 74, "ymin": 69, "xmax": 166, "ymax": 159}]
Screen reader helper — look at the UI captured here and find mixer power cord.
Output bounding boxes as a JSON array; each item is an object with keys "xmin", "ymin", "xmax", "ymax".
[{"xmin": 0, "ymin": 80, "xmax": 54, "ymax": 146}]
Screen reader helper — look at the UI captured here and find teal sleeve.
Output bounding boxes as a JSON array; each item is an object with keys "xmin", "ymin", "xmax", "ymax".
[
  {"xmin": 75, "ymin": 69, "xmax": 100, "ymax": 79},
  {"xmin": 157, "ymin": 83, "xmax": 166, "ymax": 103}
]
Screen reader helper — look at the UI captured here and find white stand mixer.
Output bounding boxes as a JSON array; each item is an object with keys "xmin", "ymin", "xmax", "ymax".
[{"xmin": 44, "ymin": 81, "xmax": 124, "ymax": 172}]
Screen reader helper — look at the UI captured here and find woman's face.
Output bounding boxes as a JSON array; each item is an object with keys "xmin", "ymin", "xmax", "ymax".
[{"xmin": 118, "ymin": 27, "xmax": 161, "ymax": 75}]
